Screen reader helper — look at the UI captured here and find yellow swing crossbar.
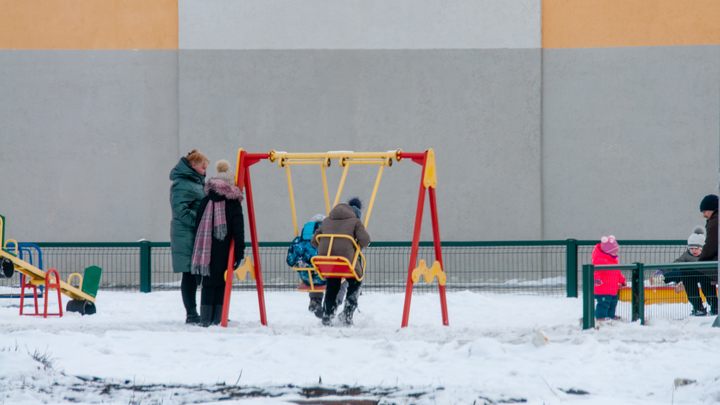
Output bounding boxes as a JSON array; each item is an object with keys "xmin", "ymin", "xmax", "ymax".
[
  {"xmin": 271, "ymin": 150, "xmax": 401, "ymax": 162},
  {"xmin": 277, "ymin": 150, "xmax": 397, "ymax": 290},
  {"xmin": 280, "ymin": 151, "xmax": 395, "ymax": 236}
]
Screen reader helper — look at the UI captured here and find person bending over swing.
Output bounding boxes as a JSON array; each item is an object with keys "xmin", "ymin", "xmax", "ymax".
[{"xmin": 312, "ymin": 197, "xmax": 370, "ymax": 326}]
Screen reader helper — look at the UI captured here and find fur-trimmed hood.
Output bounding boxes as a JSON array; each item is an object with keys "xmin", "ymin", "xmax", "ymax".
[
  {"xmin": 169, "ymin": 157, "xmax": 205, "ymax": 184},
  {"xmin": 328, "ymin": 204, "xmax": 356, "ymax": 220},
  {"xmin": 205, "ymin": 178, "xmax": 243, "ymax": 201}
]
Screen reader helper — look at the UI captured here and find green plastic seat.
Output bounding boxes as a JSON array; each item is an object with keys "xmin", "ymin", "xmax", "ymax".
[{"xmin": 81, "ymin": 266, "xmax": 102, "ymax": 298}]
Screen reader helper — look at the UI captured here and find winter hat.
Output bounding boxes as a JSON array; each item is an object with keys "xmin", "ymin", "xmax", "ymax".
[
  {"xmin": 687, "ymin": 226, "xmax": 706, "ymax": 247},
  {"xmin": 348, "ymin": 197, "xmax": 363, "ymax": 219},
  {"xmin": 214, "ymin": 160, "xmax": 235, "ymax": 186},
  {"xmin": 600, "ymin": 235, "xmax": 619, "ymax": 256},
  {"xmin": 310, "ymin": 214, "xmax": 326, "ymax": 223},
  {"xmin": 699, "ymin": 194, "xmax": 718, "ymax": 212}
]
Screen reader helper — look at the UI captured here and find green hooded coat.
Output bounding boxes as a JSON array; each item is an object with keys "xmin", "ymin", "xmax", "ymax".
[{"xmin": 170, "ymin": 157, "xmax": 206, "ymax": 273}]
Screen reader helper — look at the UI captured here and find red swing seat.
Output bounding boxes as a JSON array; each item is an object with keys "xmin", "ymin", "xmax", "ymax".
[
  {"xmin": 310, "ymin": 234, "xmax": 365, "ymax": 282},
  {"xmin": 296, "ymin": 281, "xmax": 325, "ymax": 292}
]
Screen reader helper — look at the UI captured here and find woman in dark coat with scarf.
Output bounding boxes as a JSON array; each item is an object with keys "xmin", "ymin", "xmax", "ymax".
[
  {"xmin": 170, "ymin": 149, "xmax": 209, "ymax": 324},
  {"xmin": 192, "ymin": 160, "xmax": 245, "ymax": 326}
]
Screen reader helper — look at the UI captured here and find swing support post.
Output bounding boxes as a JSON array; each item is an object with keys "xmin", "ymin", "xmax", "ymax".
[
  {"xmin": 400, "ymin": 149, "xmax": 448, "ymax": 328},
  {"xmin": 221, "ymin": 149, "xmax": 269, "ymax": 327}
]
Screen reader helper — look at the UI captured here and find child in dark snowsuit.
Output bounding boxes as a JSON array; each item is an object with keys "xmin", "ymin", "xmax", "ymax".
[
  {"xmin": 312, "ymin": 198, "xmax": 370, "ymax": 326},
  {"xmin": 592, "ymin": 235, "xmax": 626, "ymax": 321},
  {"xmin": 191, "ymin": 160, "xmax": 245, "ymax": 327}
]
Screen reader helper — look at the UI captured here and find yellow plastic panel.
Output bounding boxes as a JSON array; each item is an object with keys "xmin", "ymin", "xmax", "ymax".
[
  {"xmin": 423, "ymin": 149, "xmax": 437, "ymax": 189},
  {"xmin": 411, "ymin": 259, "xmax": 446, "ymax": 286}
]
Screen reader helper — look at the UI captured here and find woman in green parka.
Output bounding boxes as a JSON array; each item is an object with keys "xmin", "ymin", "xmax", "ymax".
[{"xmin": 170, "ymin": 149, "xmax": 209, "ymax": 324}]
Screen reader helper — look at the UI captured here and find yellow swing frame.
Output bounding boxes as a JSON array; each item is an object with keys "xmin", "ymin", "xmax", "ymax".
[{"xmin": 273, "ymin": 150, "xmax": 399, "ymax": 292}]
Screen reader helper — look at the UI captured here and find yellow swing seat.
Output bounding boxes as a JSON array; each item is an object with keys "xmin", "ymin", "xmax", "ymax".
[{"xmin": 310, "ymin": 234, "xmax": 366, "ymax": 282}]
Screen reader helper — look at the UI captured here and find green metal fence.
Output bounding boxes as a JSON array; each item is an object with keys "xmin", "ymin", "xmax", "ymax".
[
  {"xmin": 582, "ymin": 261, "xmax": 719, "ymax": 329},
  {"xmin": 0, "ymin": 239, "xmax": 691, "ymax": 298}
]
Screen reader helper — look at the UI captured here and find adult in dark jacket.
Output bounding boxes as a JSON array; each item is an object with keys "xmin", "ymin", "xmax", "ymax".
[
  {"xmin": 170, "ymin": 149, "xmax": 209, "ymax": 324},
  {"xmin": 192, "ymin": 160, "xmax": 245, "ymax": 326},
  {"xmin": 661, "ymin": 226, "xmax": 708, "ymax": 315},
  {"xmin": 697, "ymin": 194, "xmax": 718, "ymax": 315},
  {"xmin": 698, "ymin": 195, "xmax": 718, "ymax": 262},
  {"xmin": 312, "ymin": 198, "xmax": 370, "ymax": 326}
]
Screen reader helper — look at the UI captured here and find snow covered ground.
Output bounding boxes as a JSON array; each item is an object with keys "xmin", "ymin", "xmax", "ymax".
[{"xmin": 1, "ymin": 288, "xmax": 719, "ymax": 404}]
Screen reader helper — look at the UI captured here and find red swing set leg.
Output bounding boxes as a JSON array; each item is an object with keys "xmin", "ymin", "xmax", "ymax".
[
  {"xmin": 429, "ymin": 187, "xmax": 450, "ymax": 325},
  {"xmin": 221, "ymin": 151, "xmax": 269, "ymax": 327},
  {"xmin": 400, "ymin": 150, "xmax": 449, "ymax": 328}
]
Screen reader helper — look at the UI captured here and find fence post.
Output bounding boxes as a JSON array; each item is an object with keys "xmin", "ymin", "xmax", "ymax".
[
  {"xmin": 582, "ymin": 264, "xmax": 595, "ymax": 329},
  {"xmin": 631, "ymin": 263, "xmax": 644, "ymax": 324},
  {"xmin": 566, "ymin": 239, "xmax": 578, "ymax": 298},
  {"xmin": 140, "ymin": 241, "xmax": 152, "ymax": 293}
]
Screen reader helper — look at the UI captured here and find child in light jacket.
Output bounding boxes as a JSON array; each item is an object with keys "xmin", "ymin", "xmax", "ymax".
[{"xmin": 593, "ymin": 235, "xmax": 626, "ymax": 321}]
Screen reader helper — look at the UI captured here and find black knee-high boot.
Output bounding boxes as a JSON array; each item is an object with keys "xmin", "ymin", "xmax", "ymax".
[
  {"xmin": 212, "ymin": 286, "xmax": 224, "ymax": 325},
  {"xmin": 199, "ymin": 284, "xmax": 217, "ymax": 327},
  {"xmin": 181, "ymin": 273, "xmax": 200, "ymax": 324},
  {"xmin": 212, "ymin": 305, "xmax": 223, "ymax": 325},
  {"xmin": 200, "ymin": 305, "xmax": 214, "ymax": 327}
]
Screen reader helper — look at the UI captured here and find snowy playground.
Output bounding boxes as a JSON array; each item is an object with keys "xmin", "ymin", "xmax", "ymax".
[
  {"xmin": 1, "ymin": 148, "xmax": 719, "ymax": 404},
  {"xmin": 2, "ymin": 2, "xmax": 720, "ymax": 404},
  {"xmin": 2, "ymin": 289, "xmax": 720, "ymax": 405}
]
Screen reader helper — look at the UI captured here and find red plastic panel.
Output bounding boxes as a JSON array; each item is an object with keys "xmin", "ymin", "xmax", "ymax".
[{"xmin": 313, "ymin": 257, "xmax": 357, "ymax": 279}]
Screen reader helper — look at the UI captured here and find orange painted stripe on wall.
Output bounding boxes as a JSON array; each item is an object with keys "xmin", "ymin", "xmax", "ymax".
[
  {"xmin": 544, "ymin": 0, "xmax": 720, "ymax": 49},
  {"xmin": 0, "ymin": 0, "xmax": 178, "ymax": 49}
]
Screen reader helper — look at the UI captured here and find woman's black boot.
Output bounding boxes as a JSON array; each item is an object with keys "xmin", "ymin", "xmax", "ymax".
[
  {"xmin": 212, "ymin": 305, "xmax": 223, "ymax": 325},
  {"xmin": 200, "ymin": 305, "xmax": 214, "ymax": 327}
]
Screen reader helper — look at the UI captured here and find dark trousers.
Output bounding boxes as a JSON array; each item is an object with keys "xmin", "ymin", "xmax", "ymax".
[
  {"xmin": 181, "ymin": 272, "xmax": 200, "ymax": 315},
  {"xmin": 201, "ymin": 285, "xmax": 225, "ymax": 306},
  {"xmin": 595, "ymin": 294, "xmax": 619, "ymax": 319},
  {"xmin": 664, "ymin": 270, "xmax": 718, "ymax": 313},
  {"xmin": 324, "ymin": 278, "xmax": 361, "ymax": 315}
]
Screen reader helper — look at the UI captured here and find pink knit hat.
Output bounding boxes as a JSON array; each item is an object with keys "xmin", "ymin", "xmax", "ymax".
[{"xmin": 600, "ymin": 235, "xmax": 619, "ymax": 256}]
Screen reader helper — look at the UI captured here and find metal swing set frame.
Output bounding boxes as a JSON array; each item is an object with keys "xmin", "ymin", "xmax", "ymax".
[{"xmin": 220, "ymin": 148, "xmax": 449, "ymax": 328}]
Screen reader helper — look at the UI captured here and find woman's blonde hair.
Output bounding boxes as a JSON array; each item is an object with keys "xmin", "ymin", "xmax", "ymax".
[{"xmin": 186, "ymin": 149, "xmax": 209, "ymax": 166}]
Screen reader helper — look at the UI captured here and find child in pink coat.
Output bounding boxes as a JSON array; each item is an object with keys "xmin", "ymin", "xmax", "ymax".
[{"xmin": 592, "ymin": 235, "xmax": 626, "ymax": 321}]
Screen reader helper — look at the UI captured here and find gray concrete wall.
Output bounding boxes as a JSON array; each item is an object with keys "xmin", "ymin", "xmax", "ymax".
[
  {"xmin": 1, "ymin": 3, "xmax": 718, "ymax": 245},
  {"xmin": 178, "ymin": 0, "xmax": 541, "ymax": 50},
  {"xmin": 178, "ymin": 49, "xmax": 543, "ymax": 242},
  {"xmin": 0, "ymin": 50, "xmax": 179, "ymax": 242},
  {"xmin": 175, "ymin": 0, "xmax": 543, "ymax": 243},
  {"xmin": 542, "ymin": 45, "xmax": 720, "ymax": 240}
]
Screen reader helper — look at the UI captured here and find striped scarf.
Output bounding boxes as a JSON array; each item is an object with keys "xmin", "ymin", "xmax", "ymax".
[{"xmin": 190, "ymin": 200, "xmax": 227, "ymax": 276}]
